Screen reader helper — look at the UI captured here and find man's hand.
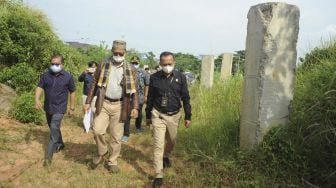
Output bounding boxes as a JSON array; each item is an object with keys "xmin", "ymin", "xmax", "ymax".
[
  {"xmin": 146, "ymin": 119, "xmax": 152, "ymax": 126},
  {"xmin": 185, "ymin": 120, "xmax": 191, "ymax": 128},
  {"xmin": 83, "ymin": 104, "xmax": 90, "ymax": 113},
  {"xmin": 131, "ymin": 109, "xmax": 138, "ymax": 119},
  {"xmin": 68, "ymin": 109, "xmax": 75, "ymax": 116},
  {"xmin": 34, "ymin": 100, "xmax": 42, "ymax": 110}
]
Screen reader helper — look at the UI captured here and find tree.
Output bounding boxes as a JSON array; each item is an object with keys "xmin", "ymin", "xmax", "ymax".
[{"xmin": 174, "ymin": 53, "xmax": 201, "ymax": 74}]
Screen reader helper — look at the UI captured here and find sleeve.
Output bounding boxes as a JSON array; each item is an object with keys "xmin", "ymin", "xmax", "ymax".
[
  {"xmin": 180, "ymin": 74, "xmax": 192, "ymax": 120},
  {"xmin": 78, "ymin": 72, "xmax": 85, "ymax": 82},
  {"xmin": 68, "ymin": 75, "xmax": 76, "ymax": 93},
  {"xmin": 144, "ymin": 72, "xmax": 150, "ymax": 86},
  {"xmin": 145, "ymin": 75, "xmax": 154, "ymax": 119},
  {"xmin": 86, "ymin": 64, "xmax": 101, "ymax": 104},
  {"xmin": 37, "ymin": 74, "xmax": 46, "ymax": 89}
]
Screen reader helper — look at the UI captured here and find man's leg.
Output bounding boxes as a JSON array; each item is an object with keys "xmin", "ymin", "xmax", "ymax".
[
  {"xmin": 92, "ymin": 103, "xmax": 110, "ymax": 159},
  {"xmin": 135, "ymin": 103, "xmax": 144, "ymax": 131},
  {"xmin": 46, "ymin": 114, "xmax": 64, "ymax": 160},
  {"xmin": 106, "ymin": 102, "xmax": 123, "ymax": 168},
  {"xmin": 123, "ymin": 116, "xmax": 131, "ymax": 137},
  {"xmin": 163, "ymin": 112, "xmax": 181, "ymax": 158},
  {"xmin": 152, "ymin": 109, "xmax": 167, "ymax": 178}
]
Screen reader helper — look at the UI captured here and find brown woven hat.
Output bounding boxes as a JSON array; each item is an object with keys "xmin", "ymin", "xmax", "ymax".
[{"xmin": 112, "ymin": 40, "xmax": 126, "ymax": 52}]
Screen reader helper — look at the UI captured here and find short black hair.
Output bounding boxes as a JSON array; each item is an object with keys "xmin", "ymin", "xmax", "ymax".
[
  {"xmin": 88, "ymin": 61, "xmax": 98, "ymax": 67},
  {"xmin": 159, "ymin": 51, "xmax": 174, "ymax": 61},
  {"xmin": 51, "ymin": 55, "xmax": 64, "ymax": 64}
]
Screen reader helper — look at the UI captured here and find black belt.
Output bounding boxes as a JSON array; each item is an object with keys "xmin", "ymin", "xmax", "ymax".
[
  {"xmin": 104, "ymin": 97, "xmax": 123, "ymax": 102},
  {"xmin": 155, "ymin": 108, "xmax": 179, "ymax": 116}
]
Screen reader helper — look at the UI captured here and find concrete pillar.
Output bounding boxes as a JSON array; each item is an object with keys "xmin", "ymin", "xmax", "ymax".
[
  {"xmin": 240, "ymin": 3, "xmax": 300, "ymax": 149},
  {"xmin": 201, "ymin": 55, "xmax": 214, "ymax": 88},
  {"xmin": 220, "ymin": 53, "xmax": 234, "ymax": 81}
]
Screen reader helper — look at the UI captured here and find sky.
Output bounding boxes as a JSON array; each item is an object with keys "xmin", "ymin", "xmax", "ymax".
[{"xmin": 24, "ymin": 0, "xmax": 336, "ymax": 58}]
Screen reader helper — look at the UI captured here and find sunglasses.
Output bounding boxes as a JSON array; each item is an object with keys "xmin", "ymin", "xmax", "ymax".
[
  {"xmin": 131, "ymin": 62, "xmax": 139, "ymax": 65},
  {"xmin": 51, "ymin": 63, "xmax": 61, "ymax": 66}
]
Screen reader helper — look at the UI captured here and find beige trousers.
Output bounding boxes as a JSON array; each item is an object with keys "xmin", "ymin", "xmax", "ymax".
[
  {"xmin": 152, "ymin": 108, "xmax": 181, "ymax": 178},
  {"xmin": 92, "ymin": 100, "xmax": 123, "ymax": 166}
]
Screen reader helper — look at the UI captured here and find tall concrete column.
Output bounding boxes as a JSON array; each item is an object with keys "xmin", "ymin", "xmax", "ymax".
[
  {"xmin": 220, "ymin": 53, "xmax": 234, "ymax": 81},
  {"xmin": 201, "ymin": 55, "xmax": 214, "ymax": 88},
  {"xmin": 240, "ymin": 3, "xmax": 300, "ymax": 149}
]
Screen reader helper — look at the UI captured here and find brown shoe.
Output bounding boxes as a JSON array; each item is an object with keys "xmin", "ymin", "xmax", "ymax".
[
  {"xmin": 107, "ymin": 165, "xmax": 120, "ymax": 173},
  {"xmin": 90, "ymin": 152, "xmax": 107, "ymax": 170}
]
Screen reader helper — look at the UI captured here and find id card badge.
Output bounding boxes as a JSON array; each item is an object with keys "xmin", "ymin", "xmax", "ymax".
[{"xmin": 161, "ymin": 96, "xmax": 168, "ymax": 107}]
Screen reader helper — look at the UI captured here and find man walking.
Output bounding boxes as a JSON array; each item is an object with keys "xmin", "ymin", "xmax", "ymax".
[
  {"xmin": 84, "ymin": 40, "xmax": 139, "ymax": 173},
  {"xmin": 146, "ymin": 51, "xmax": 192, "ymax": 187},
  {"xmin": 34, "ymin": 55, "xmax": 76, "ymax": 166},
  {"xmin": 78, "ymin": 61, "xmax": 98, "ymax": 110},
  {"xmin": 121, "ymin": 56, "xmax": 150, "ymax": 142}
]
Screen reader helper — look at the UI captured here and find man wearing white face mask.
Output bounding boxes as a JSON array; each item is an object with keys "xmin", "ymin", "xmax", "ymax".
[
  {"xmin": 34, "ymin": 55, "xmax": 76, "ymax": 166},
  {"xmin": 79, "ymin": 61, "xmax": 98, "ymax": 112},
  {"xmin": 145, "ymin": 51, "xmax": 192, "ymax": 187},
  {"xmin": 121, "ymin": 56, "xmax": 150, "ymax": 142},
  {"xmin": 84, "ymin": 40, "xmax": 139, "ymax": 173}
]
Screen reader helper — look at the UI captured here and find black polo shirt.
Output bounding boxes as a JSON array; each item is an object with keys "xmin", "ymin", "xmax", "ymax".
[
  {"xmin": 38, "ymin": 70, "xmax": 76, "ymax": 115},
  {"xmin": 146, "ymin": 70, "xmax": 191, "ymax": 120}
]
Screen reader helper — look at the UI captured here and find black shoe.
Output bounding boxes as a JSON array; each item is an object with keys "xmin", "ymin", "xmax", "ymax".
[
  {"xmin": 55, "ymin": 145, "xmax": 65, "ymax": 153},
  {"xmin": 153, "ymin": 178, "xmax": 163, "ymax": 188},
  {"xmin": 163, "ymin": 157, "xmax": 171, "ymax": 168}
]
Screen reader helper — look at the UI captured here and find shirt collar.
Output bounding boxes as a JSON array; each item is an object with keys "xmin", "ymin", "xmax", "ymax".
[
  {"xmin": 159, "ymin": 70, "xmax": 175, "ymax": 78},
  {"xmin": 49, "ymin": 69, "xmax": 65, "ymax": 76}
]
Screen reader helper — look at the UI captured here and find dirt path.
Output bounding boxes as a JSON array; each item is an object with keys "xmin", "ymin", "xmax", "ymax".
[{"xmin": 0, "ymin": 115, "xmax": 179, "ymax": 188}]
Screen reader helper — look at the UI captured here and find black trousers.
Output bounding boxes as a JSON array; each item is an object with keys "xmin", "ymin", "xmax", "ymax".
[{"xmin": 123, "ymin": 103, "xmax": 144, "ymax": 136}]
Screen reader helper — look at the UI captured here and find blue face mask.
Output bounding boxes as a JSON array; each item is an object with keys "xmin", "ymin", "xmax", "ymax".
[{"xmin": 50, "ymin": 64, "xmax": 62, "ymax": 73}]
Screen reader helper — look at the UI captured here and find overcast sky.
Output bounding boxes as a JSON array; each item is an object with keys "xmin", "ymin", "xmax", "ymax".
[{"xmin": 24, "ymin": 0, "xmax": 336, "ymax": 58}]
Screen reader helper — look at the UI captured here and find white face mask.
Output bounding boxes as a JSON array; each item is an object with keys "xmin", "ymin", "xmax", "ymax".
[
  {"xmin": 162, "ymin": 65, "xmax": 174, "ymax": 74},
  {"xmin": 113, "ymin": 56, "xmax": 125, "ymax": 63},
  {"xmin": 133, "ymin": 64, "xmax": 140, "ymax": 69},
  {"xmin": 87, "ymin": 67, "xmax": 96, "ymax": 73},
  {"xmin": 50, "ymin": 64, "xmax": 62, "ymax": 73}
]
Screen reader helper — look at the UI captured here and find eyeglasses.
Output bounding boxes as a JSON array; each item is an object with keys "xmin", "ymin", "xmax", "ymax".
[
  {"xmin": 113, "ymin": 52, "xmax": 124, "ymax": 56},
  {"xmin": 51, "ymin": 63, "xmax": 60, "ymax": 66},
  {"xmin": 131, "ymin": 62, "xmax": 139, "ymax": 65}
]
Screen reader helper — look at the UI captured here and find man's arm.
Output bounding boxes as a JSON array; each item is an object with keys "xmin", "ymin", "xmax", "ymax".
[
  {"xmin": 145, "ymin": 76, "xmax": 154, "ymax": 120},
  {"xmin": 78, "ymin": 72, "xmax": 86, "ymax": 82},
  {"xmin": 34, "ymin": 87, "xmax": 43, "ymax": 109},
  {"xmin": 180, "ymin": 74, "xmax": 192, "ymax": 121},
  {"xmin": 144, "ymin": 72, "xmax": 150, "ymax": 103},
  {"xmin": 85, "ymin": 64, "xmax": 101, "ymax": 105},
  {"xmin": 68, "ymin": 75, "xmax": 76, "ymax": 115},
  {"xmin": 69, "ymin": 91, "xmax": 76, "ymax": 110}
]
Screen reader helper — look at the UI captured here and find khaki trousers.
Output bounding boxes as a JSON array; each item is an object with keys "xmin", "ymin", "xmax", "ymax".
[
  {"xmin": 92, "ymin": 100, "xmax": 123, "ymax": 165},
  {"xmin": 152, "ymin": 108, "xmax": 181, "ymax": 178}
]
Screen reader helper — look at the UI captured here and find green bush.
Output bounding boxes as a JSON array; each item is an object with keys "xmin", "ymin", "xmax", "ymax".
[
  {"xmin": 0, "ymin": 63, "xmax": 38, "ymax": 93},
  {"xmin": 10, "ymin": 92, "xmax": 43, "ymax": 124},
  {"xmin": 290, "ymin": 60, "xmax": 336, "ymax": 186}
]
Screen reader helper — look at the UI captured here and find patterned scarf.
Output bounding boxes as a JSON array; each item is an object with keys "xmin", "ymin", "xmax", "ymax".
[{"xmin": 97, "ymin": 60, "xmax": 136, "ymax": 94}]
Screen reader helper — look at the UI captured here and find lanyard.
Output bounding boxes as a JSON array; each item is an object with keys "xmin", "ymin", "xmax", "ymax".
[{"xmin": 164, "ymin": 76, "xmax": 174, "ymax": 97}]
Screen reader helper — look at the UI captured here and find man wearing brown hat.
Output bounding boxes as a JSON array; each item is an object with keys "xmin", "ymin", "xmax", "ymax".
[{"xmin": 84, "ymin": 40, "xmax": 139, "ymax": 173}]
